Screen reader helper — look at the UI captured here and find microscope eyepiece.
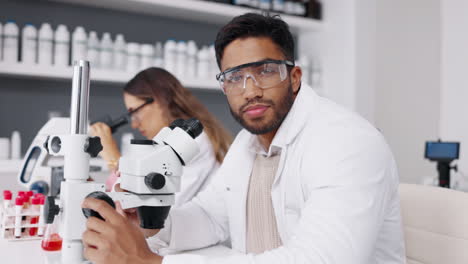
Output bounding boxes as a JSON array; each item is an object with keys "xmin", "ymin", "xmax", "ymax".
[
  {"xmin": 182, "ymin": 118, "xmax": 203, "ymax": 139},
  {"xmin": 169, "ymin": 119, "xmax": 185, "ymax": 129}
]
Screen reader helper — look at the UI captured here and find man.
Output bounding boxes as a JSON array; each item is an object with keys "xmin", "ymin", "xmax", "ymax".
[{"xmin": 82, "ymin": 13, "xmax": 405, "ymax": 264}]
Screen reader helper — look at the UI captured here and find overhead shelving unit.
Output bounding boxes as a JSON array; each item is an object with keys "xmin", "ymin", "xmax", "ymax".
[
  {"xmin": 0, "ymin": 0, "xmax": 321, "ymax": 90},
  {"xmin": 0, "ymin": 62, "xmax": 219, "ymax": 90},
  {"xmin": 51, "ymin": 0, "xmax": 322, "ymax": 34}
]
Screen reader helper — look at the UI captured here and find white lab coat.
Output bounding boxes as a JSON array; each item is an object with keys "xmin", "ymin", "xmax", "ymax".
[{"xmin": 156, "ymin": 83, "xmax": 406, "ymax": 264}]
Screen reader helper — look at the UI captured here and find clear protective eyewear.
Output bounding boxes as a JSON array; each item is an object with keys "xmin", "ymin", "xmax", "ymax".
[
  {"xmin": 216, "ymin": 59, "xmax": 295, "ymax": 95},
  {"xmin": 129, "ymin": 97, "xmax": 154, "ymax": 123}
]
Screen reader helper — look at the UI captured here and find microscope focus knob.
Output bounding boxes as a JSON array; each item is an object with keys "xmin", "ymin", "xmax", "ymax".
[
  {"xmin": 85, "ymin": 136, "xmax": 103, "ymax": 157},
  {"xmin": 82, "ymin": 191, "xmax": 116, "ymax": 221},
  {"xmin": 145, "ymin": 173, "xmax": 166, "ymax": 190},
  {"xmin": 44, "ymin": 196, "xmax": 60, "ymax": 224}
]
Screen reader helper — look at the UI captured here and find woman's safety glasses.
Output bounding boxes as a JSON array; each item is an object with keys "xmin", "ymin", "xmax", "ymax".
[
  {"xmin": 129, "ymin": 97, "xmax": 154, "ymax": 123},
  {"xmin": 216, "ymin": 59, "xmax": 294, "ymax": 96}
]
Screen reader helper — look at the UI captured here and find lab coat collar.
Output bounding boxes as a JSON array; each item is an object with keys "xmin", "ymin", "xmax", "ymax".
[{"xmin": 247, "ymin": 82, "xmax": 315, "ymax": 156}]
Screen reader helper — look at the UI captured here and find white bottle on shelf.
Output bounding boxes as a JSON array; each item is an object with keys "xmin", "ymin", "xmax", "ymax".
[
  {"xmin": 0, "ymin": 138, "xmax": 10, "ymax": 159},
  {"xmin": 100, "ymin": 32, "xmax": 113, "ymax": 70},
  {"xmin": 47, "ymin": 110, "xmax": 62, "ymax": 120},
  {"xmin": 0, "ymin": 22, "xmax": 3, "ymax": 61},
  {"xmin": 87, "ymin": 31, "xmax": 100, "ymax": 68},
  {"xmin": 140, "ymin": 44, "xmax": 154, "ymax": 70},
  {"xmin": 197, "ymin": 46, "xmax": 209, "ymax": 80},
  {"xmin": 71, "ymin": 26, "xmax": 87, "ymax": 65},
  {"xmin": 54, "ymin": 24, "xmax": 70, "ymax": 67},
  {"xmin": 208, "ymin": 45, "xmax": 217, "ymax": 78},
  {"xmin": 126, "ymin": 42, "xmax": 140, "ymax": 73},
  {"xmin": 153, "ymin": 41, "xmax": 163, "ymax": 68},
  {"xmin": 38, "ymin": 23, "xmax": 53, "ymax": 66},
  {"xmin": 10, "ymin": 131, "xmax": 21, "ymax": 160},
  {"xmin": 163, "ymin": 39, "xmax": 177, "ymax": 74},
  {"xmin": 249, "ymin": 0, "xmax": 260, "ymax": 8},
  {"xmin": 186, "ymin": 40, "xmax": 197, "ymax": 79},
  {"xmin": 294, "ymin": 1, "xmax": 306, "ymax": 16},
  {"xmin": 284, "ymin": 0, "xmax": 295, "ymax": 15},
  {"xmin": 113, "ymin": 34, "xmax": 126, "ymax": 71},
  {"xmin": 21, "ymin": 23, "xmax": 38, "ymax": 64},
  {"xmin": 259, "ymin": 0, "xmax": 271, "ymax": 10},
  {"xmin": 272, "ymin": 0, "xmax": 285, "ymax": 12},
  {"xmin": 175, "ymin": 40, "xmax": 187, "ymax": 79},
  {"xmin": 3, "ymin": 20, "xmax": 19, "ymax": 63}
]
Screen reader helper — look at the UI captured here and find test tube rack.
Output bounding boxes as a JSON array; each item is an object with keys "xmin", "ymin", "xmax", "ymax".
[{"xmin": 1, "ymin": 201, "xmax": 44, "ymax": 241}]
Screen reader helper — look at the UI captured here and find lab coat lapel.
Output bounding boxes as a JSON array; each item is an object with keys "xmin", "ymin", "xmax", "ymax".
[
  {"xmin": 270, "ymin": 83, "xmax": 316, "ymax": 241},
  {"xmin": 270, "ymin": 82, "xmax": 313, "ymax": 185}
]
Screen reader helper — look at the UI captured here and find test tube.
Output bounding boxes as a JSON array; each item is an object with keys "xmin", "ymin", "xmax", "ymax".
[
  {"xmin": 29, "ymin": 197, "xmax": 41, "ymax": 236},
  {"xmin": 25, "ymin": 191, "xmax": 34, "ymax": 208},
  {"xmin": 3, "ymin": 190, "xmax": 12, "ymax": 209},
  {"xmin": 38, "ymin": 195, "xmax": 46, "ymax": 236},
  {"xmin": 14, "ymin": 196, "xmax": 24, "ymax": 238}
]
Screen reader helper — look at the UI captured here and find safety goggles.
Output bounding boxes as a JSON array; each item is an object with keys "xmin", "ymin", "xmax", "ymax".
[
  {"xmin": 216, "ymin": 59, "xmax": 294, "ymax": 96},
  {"xmin": 128, "ymin": 97, "xmax": 154, "ymax": 123}
]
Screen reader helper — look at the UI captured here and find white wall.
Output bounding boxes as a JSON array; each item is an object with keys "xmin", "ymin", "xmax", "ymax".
[
  {"xmin": 375, "ymin": 0, "xmax": 441, "ymax": 183},
  {"xmin": 321, "ymin": 0, "xmax": 376, "ymax": 124},
  {"xmin": 321, "ymin": 0, "xmax": 357, "ymax": 111},
  {"xmin": 440, "ymin": 0, "xmax": 468, "ymax": 175},
  {"xmin": 355, "ymin": 0, "xmax": 376, "ymax": 123}
]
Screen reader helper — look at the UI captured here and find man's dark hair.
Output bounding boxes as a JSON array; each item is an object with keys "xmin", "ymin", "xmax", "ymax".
[{"xmin": 214, "ymin": 13, "xmax": 295, "ymax": 68}]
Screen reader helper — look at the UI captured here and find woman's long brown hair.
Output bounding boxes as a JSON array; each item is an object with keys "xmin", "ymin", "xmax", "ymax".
[{"xmin": 124, "ymin": 67, "xmax": 232, "ymax": 163}]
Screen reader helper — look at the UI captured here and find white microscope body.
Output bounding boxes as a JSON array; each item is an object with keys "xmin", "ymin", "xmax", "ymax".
[
  {"xmin": 107, "ymin": 121, "xmax": 202, "ymax": 229},
  {"xmin": 43, "ymin": 60, "xmax": 203, "ymax": 263},
  {"xmin": 44, "ymin": 60, "xmax": 105, "ymax": 263},
  {"xmin": 18, "ymin": 117, "xmax": 106, "ymax": 196}
]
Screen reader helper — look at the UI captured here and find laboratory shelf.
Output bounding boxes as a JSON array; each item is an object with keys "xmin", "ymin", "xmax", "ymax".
[
  {"xmin": 0, "ymin": 62, "xmax": 220, "ymax": 91},
  {"xmin": 51, "ymin": 0, "xmax": 322, "ymax": 33}
]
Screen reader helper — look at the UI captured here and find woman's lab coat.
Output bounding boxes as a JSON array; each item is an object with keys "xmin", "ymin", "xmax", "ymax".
[{"xmin": 156, "ymin": 83, "xmax": 406, "ymax": 264}]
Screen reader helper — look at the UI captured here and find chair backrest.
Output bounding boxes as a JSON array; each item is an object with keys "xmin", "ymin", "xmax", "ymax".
[{"xmin": 399, "ymin": 183, "xmax": 468, "ymax": 264}]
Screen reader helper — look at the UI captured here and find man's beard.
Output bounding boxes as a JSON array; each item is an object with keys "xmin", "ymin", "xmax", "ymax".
[{"xmin": 230, "ymin": 83, "xmax": 295, "ymax": 135}]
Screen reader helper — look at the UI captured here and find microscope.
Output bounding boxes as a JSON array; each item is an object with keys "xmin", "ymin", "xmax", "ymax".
[
  {"xmin": 425, "ymin": 140, "xmax": 460, "ymax": 188},
  {"xmin": 42, "ymin": 60, "xmax": 203, "ymax": 263},
  {"xmin": 18, "ymin": 102, "xmax": 139, "ymax": 195}
]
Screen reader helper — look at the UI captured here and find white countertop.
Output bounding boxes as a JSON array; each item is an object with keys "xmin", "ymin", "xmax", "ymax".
[{"xmin": 0, "ymin": 238, "xmax": 234, "ymax": 263}]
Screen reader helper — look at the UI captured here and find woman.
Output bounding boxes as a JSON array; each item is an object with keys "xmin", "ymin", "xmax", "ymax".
[{"xmin": 91, "ymin": 67, "xmax": 232, "ymax": 206}]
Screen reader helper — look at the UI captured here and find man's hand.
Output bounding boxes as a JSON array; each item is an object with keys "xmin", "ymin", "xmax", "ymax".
[
  {"xmin": 81, "ymin": 197, "xmax": 163, "ymax": 264},
  {"xmin": 114, "ymin": 183, "xmax": 161, "ymax": 238},
  {"xmin": 90, "ymin": 122, "xmax": 121, "ymax": 169}
]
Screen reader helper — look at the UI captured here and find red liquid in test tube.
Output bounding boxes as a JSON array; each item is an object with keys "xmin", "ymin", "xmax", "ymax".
[{"xmin": 29, "ymin": 197, "xmax": 41, "ymax": 236}]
